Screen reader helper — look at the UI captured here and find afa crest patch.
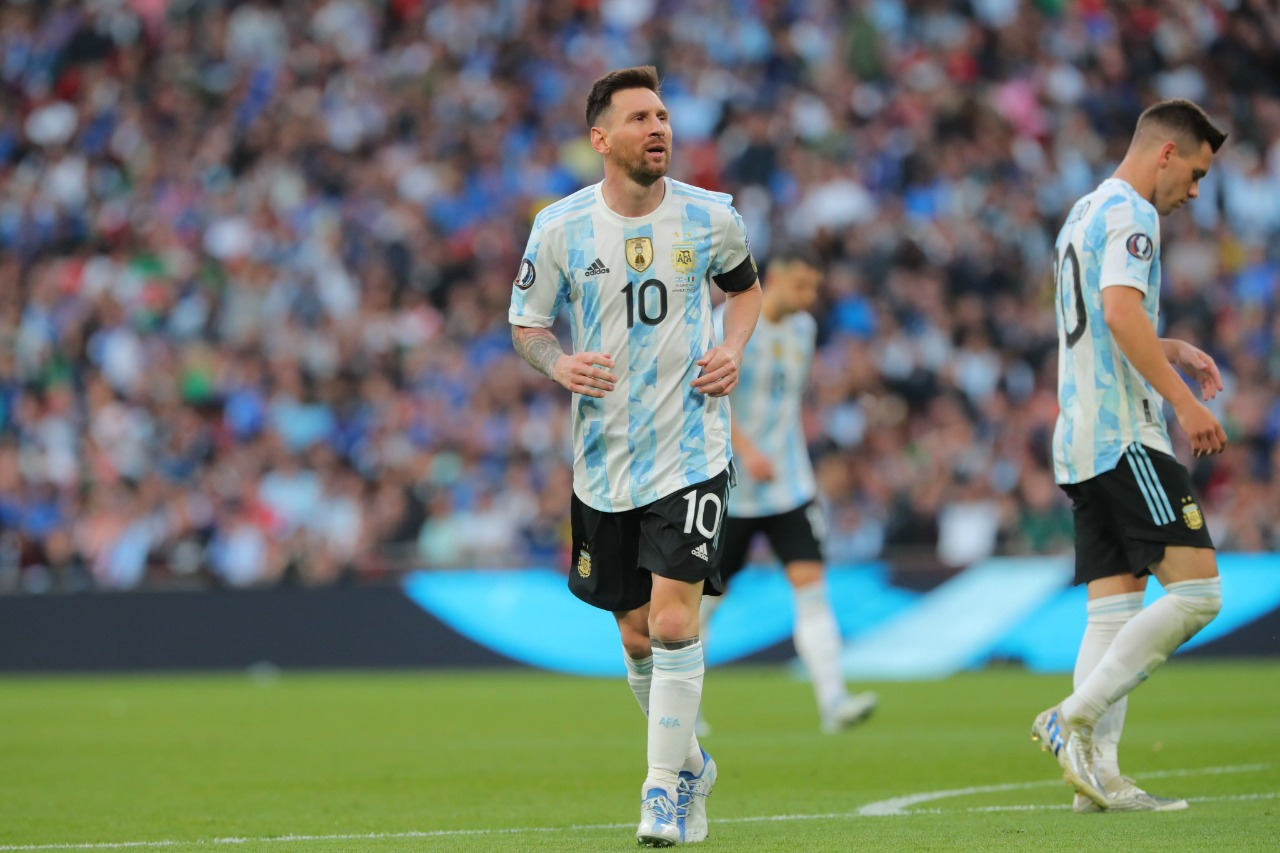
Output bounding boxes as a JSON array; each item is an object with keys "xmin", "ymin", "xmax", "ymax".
[
  {"xmin": 1182, "ymin": 501, "xmax": 1204, "ymax": 530},
  {"xmin": 576, "ymin": 548, "xmax": 592, "ymax": 579},
  {"xmin": 1126, "ymin": 233, "xmax": 1154, "ymax": 261}
]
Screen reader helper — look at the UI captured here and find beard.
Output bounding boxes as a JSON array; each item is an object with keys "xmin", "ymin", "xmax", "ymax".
[{"xmin": 621, "ymin": 148, "xmax": 669, "ymax": 186}]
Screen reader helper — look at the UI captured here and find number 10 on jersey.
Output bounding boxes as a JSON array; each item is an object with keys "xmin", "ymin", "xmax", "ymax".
[{"xmin": 623, "ymin": 279, "xmax": 668, "ymax": 328}]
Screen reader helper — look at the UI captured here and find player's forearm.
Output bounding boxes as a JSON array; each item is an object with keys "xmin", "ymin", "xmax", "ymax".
[
  {"xmin": 719, "ymin": 283, "xmax": 762, "ymax": 358},
  {"xmin": 511, "ymin": 325, "xmax": 565, "ymax": 380},
  {"xmin": 1105, "ymin": 304, "xmax": 1197, "ymax": 410}
]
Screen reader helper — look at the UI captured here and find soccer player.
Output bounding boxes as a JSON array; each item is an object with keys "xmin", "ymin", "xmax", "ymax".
[
  {"xmin": 703, "ymin": 247, "xmax": 877, "ymax": 734},
  {"xmin": 1033, "ymin": 99, "xmax": 1228, "ymax": 811},
  {"xmin": 509, "ymin": 66, "xmax": 762, "ymax": 847}
]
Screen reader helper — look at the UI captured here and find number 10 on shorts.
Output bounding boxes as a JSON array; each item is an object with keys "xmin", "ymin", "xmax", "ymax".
[{"xmin": 683, "ymin": 491, "xmax": 724, "ymax": 539}]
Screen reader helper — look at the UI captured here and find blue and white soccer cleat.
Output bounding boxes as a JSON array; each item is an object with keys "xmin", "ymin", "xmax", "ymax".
[
  {"xmin": 637, "ymin": 787, "xmax": 683, "ymax": 847},
  {"xmin": 1031, "ymin": 705, "xmax": 1108, "ymax": 808},
  {"xmin": 677, "ymin": 749, "xmax": 717, "ymax": 843}
]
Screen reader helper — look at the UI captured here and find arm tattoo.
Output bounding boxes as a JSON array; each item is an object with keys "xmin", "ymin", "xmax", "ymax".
[{"xmin": 512, "ymin": 326, "xmax": 565, "ymax": 380}]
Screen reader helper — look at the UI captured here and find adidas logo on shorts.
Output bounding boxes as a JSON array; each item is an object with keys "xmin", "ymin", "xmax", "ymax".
[
  {"xmin": 584, "ymin": 258, "xmax": 610, "ymax": 276},
  {"xmin": 691, "ymin": 542, "xmax": 709, "ymax": 561}
]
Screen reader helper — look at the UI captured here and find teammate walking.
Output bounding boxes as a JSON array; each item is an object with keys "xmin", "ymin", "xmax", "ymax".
[
  {"xmin": 510, "ymin": 66, "xmax": 762, "ymax": 846},
  {"xmin": 1033, "ymin": 99, "xmax": 1227, "ymax": 810},
  {"xmin": 703, "ymin": 247, "xmax": 877, "ymax": 734}
]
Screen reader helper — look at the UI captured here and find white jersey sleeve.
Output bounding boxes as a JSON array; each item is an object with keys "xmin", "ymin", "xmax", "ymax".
[
  {"xmin": 509, "ymin": 211, "xmax": 571, "ymax": 328},
  {"xmin": 710, "ymin": 206, "xmax": 757, "ymax": 293},
  {"xmin": 1098, "ymin": 202, "xmax": 1158, "ymax": 294}
]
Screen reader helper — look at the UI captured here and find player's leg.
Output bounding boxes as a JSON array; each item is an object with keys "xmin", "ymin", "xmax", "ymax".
[
  {"xmin": 1032, "ymin": 482, "xmax": 1120, "ymax": 805},
  {"xmin": 694, "ymin": 515, "xmax": 754, "ymax": 736},
  {"xmin": 617, "ymin": 605, "xmax": 654, "ymax": 713},
  {"xmin": 635, "ymin": 471, "xmax": 730, "ymax": 846},
  {"xmin": 1046, "ymin": 448, "xmax": 1219, "ymax": 807},
  {"xmin": 1078, "ymin": 574, "xmax": 1147, "ymax": 786},
  {"xmin": 1062, "ymin": 447, "xmax": 1220, "ymax": 726},
  {"xmin": 1065, "ymin": 544, "xmax": 1219, "ymax": 724},
  {"xmin": 772, "ymin": 503, "xmax": 875, "ymax": 732}
]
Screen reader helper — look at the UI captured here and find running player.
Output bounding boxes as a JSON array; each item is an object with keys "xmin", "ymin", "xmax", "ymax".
[{"xmin": 510, "ymin": 66, "xmax": 762, "ymax": 846}]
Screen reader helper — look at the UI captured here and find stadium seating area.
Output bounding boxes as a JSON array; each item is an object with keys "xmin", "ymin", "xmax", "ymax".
[{"xmin": 1, "ymin": 0, "xmax": 1278, "ymax": 592}]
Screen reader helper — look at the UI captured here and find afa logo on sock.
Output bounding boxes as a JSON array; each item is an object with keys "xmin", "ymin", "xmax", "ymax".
[{"xmin": 658, "ymin": 717, "xmax": 681, "ymax": 728}]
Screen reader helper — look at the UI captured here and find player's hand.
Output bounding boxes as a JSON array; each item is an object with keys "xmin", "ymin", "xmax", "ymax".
[
  {"xmin": 1169, "ymin": 341, "xmax": 1223, "ymax": 401},
  {"xmin": 1174, "ymin": 399, "xmax": 1227, "ymax": 458},
  {"xmin": 692, "ymin": 346, "xmax": 741, "ymax": 397},
  {"xmin": 552, "ymin": 352, "xmax": 617, "ymax": 398},
  {"xmin": 741, "ymin": 447, "xmax": 776, "ymax": 482}
]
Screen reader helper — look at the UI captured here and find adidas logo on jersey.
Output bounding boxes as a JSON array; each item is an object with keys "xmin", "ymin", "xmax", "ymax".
[
  {"xmin": 691, "ymin": 543, "xmax": 709, "ymax": 561},
  {"xmin": 584, "ymin": 258, "xmax": 610, "ymax": 276}
]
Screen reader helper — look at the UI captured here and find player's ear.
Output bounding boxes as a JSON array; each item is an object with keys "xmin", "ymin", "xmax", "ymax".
[
  {"xmin": 1157, "ymin": 140, "xmax": 1177, "ymax": 168},
  {"xmin": 591, "ymin": 125, "xmax": 609, "ymax": 156}
]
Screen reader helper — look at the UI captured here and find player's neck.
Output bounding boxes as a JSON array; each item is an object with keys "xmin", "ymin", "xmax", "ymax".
[
  {"xmin": 1110, "ymin": 160, "xmax": 1156, "ymax": 207},
  {"xmin": 600, "ymin": 173, "xmax": 666, "ymax": 218}
]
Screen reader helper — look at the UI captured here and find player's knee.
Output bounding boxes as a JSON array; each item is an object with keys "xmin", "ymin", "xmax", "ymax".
[
  {"xmin": 648, "ymin": 607, "xmax": 698, "ymax": 645},
  {"xmin": 1168, "ymin": 577, "xmax": 1222, "ymax": 632}
]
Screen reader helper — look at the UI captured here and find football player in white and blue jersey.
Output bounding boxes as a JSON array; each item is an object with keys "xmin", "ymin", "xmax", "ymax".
[
  {"xmin": 1032, "ymin": 100, "xmax": 1228, "ymax": 813},
  {"xmin": 703, "ymin": 246, "xmax": 876, "ymax": 735},
  {"xmin": 510, "ymin": 66, "xmax": 761, "ymax": 847}
]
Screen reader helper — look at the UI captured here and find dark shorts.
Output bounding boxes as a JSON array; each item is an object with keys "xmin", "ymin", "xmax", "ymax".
[
  {"xmin": 569, "ymin": 468, "xmax": 732, "ymax": 613},
  {"xmin": 718, "ymin": 500, "xmax": 825, "ymax": 585},
  {"xmin": 1060, "ymin": 443, "xmax": 1214, "ymax": 586}
]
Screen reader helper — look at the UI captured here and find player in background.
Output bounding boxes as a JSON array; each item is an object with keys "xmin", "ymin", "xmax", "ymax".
[
  {"xmin": 1033, "ymin": 99, "xmax": 1228, "ymax": 811},
  {"xmin": 702, "ymin": 247, "xmax": 877, "ymax": 735},
  {"xmin": 510, "ymin": 66, "xmax": 762, "ymax": 847}
]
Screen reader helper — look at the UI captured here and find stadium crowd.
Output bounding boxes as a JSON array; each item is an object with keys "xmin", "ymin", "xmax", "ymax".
[{"xmin": 2, "ymin": 0, "xmax": 1279, "ymax": 593}]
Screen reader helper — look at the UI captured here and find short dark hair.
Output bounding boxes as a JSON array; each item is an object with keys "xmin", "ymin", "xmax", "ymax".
[
  {"xmin": 1136, "ymin": 99, "xmax": 1228, "ymax": 154},
  {"xmin": 586, "ymin": 66, "xmax": 661, "ymax": 128},
  {"xmin": 764, "ymin": 243, "xmax": 822, "ymax": 275}
]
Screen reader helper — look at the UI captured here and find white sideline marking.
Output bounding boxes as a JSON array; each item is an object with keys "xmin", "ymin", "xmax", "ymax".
[
  {"xmin": 856, "ymin": 763, "xmax": 1269, "ymax": 816},
  {"xmin": 964, "ymin": 792, "xmax": 1280, "ymax": 814},
  {"xmin": 855, "ymin": 758, "xmax": 1264, "ymax": 814},
  {"xmin": 0, "ymin": 764, "xmax": 1269, "ymax": 851}
]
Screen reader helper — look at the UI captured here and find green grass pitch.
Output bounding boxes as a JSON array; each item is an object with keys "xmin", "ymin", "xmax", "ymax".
[{"xmin": 1, "ymin": 661, "xmax": 1277, "ymax": 851}]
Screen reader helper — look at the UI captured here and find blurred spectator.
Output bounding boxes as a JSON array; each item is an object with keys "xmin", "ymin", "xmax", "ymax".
[{"xmin": 2, "ymin": 0, "xmax": 1279, "ymax": 593}]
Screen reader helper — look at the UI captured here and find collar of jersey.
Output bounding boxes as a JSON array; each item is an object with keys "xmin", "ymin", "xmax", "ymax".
[{"xmin": 594, "ymin": 177, "xmax": 673, "ymax": 223}]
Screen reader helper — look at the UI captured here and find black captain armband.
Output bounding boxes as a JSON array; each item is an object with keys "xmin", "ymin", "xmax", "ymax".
[{"xmin": 713, "ymin": 255, "xmax": 758, "ymax": 293}]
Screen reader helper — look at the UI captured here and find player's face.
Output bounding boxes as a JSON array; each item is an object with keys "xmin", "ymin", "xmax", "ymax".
[
  {"xmin": 777, "ymin": 262, "xmax": 821, "ymax": 313},
  {"xmin": 599, "ymin": 87, "xmax": 671, "ymax": 186},
  {"xmin": 1154, "ymin": 139, "xmax": 1213, "ymax": 215}
]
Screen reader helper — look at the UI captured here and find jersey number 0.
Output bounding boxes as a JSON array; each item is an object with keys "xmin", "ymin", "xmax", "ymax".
[{"xmin": 1055, "ymin": 244, "xmax": 1087, "ymax": 348}]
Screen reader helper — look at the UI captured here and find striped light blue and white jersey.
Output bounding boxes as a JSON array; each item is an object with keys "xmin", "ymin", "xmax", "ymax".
[
  {"xmin": 1052, "ymin": 177, "xmax": 1173, "ymax": 484},
  {"xmin": 510, "ymin": 177, "xmax": 757, "ymax": 513},
  {"xmin": 713, "ymin": 305, "xmax": 817, "ymax": 517}
]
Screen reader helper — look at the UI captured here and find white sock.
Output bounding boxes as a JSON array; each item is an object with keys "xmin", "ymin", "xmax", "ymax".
[
  {"xmin": 1063, "ymin": 578, "xmax": 1221, "ymax": 725},
  {"xmin": 626, "ymin": 650, "xmax": 705, "ymax": 775},
  {"xmin": 1073, "ymin": 592, "xmax": 1144, "ymax": 782},
  {"xmin": 794, "ymin": 580, "xmax": 847, "ymax": 715},
  {"xmin": 625, "ymin": 654, "xmax": 653, "ymax": 717},
  {"xmin": 645, "ymin": 639, "xmax": 705, "ymax": 794}
]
